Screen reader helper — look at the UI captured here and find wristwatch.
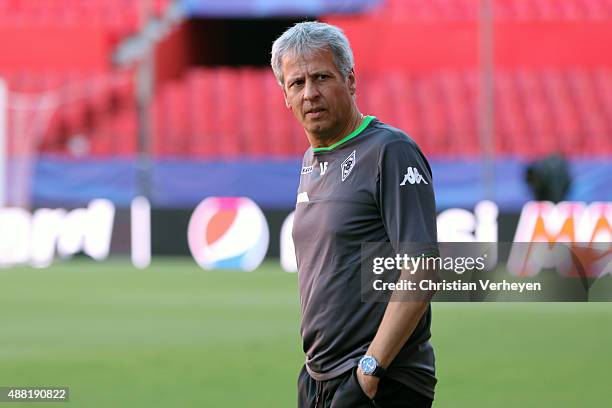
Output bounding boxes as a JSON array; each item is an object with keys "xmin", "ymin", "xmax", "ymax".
[{"xmin": 358, "ymin": 355, "xmax": 387, "ymax": 378}]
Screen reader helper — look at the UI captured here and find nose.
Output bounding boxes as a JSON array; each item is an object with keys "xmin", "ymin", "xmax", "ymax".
[{"xmin": 303, "ymin": 79, "xmax": 320, "ymax": 101}]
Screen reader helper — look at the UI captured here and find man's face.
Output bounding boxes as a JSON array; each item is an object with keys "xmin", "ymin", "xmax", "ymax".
[{"xmin": 280, "ymin": 48, "xmax": 356, "ymax": 140}]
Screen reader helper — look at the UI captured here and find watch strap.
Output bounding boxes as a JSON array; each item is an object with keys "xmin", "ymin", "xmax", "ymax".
[{"xmin": 372, "ymin": 365, "xmax": 387, "ymax": 378}]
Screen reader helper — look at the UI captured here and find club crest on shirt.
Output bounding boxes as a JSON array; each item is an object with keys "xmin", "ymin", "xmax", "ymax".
[{"xmin": 341, "ymin": 150, "xmax": 356, "ymax": 182}]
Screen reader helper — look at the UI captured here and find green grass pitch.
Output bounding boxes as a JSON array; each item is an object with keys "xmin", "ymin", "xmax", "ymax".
[{"xmin": 1, "ymin": 258, "xmax": 611, "ymax": 407}]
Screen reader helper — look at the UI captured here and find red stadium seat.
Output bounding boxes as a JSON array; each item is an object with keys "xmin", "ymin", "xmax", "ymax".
[
  {"xmin": 566, "ymin": 68, "xmax": 607, "ymax": 154},
  {"xmin": 7, "ymin": 65, "xmax": 609, "ymax": 159},
  {"xmin": 112, "ymin": 108, "xmax": 138, "ymax": 156},
  {"xmin": 262, "ymin": 70, "xmax": 295, "ymax": 157},
  {"xmin": 418, "ymin": 74, "xmax": 452, "ymax": 155},
  {"xmin": 540, "ymin": 69, "xmax": 581, "ymax": 154},
  {"xmin": 387, "ymin": 72, "xmax": 425, "ymax": 149},
  {"xmin": 238, "ymin": 68, "xmax": 267, "ymax": 156},
  {"xmin": 495, "ymin": 71, "xmax": 527, "ymax": 155},
  {"xmin": 594, "ymin": 68, "xmax": 612, "ymax": 151},
  {"xmin": 186, "ymin": 68, "xmax": 217, "ymax": 157},
  {"xmin": 439, "ymin": 70, "xmax": 478, "ymax": 155},
  {"xmin": 151, "ymin": 90, "xmax": 165, "ymax": 156},
  {"xmin": 214, "ymin": 68, "xmax": 242, "ymax": 158},
  {"xmin": 159, "ymin": 81, "xmax": 190, "ymax": 156},
  {"xmin": 368, "ymin": 0, "xmax": 611, "ymax": 21}
]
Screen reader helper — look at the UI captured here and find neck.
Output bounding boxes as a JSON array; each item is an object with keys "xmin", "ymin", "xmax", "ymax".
[{"xmin": 308, "ymin": 109, "xmax": 364, "ymax": 149}]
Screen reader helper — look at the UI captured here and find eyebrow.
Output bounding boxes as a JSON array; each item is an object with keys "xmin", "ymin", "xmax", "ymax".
[
  {"xmin": 286, "ymin": 75, "xmax": 303, "ymax": 84},
  {"xmin": 287, "ymin": 70, "xmax": 334, "ymax": 83},
  {"xmin": 309, "ymin": 69, "xmax": 334, "ymax": 77}
]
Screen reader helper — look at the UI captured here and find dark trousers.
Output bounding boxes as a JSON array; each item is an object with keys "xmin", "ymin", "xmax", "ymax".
[{"xmin": 297, "ymin": 365, "xmax": 433, "ymax": 408}]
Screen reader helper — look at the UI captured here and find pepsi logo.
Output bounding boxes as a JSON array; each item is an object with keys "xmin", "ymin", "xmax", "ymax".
[{"xmin": 188, "ymin": 197, "xmax": 269, "ymax": 271}]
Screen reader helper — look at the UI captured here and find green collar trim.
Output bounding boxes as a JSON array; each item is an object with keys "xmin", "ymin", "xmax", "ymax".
[{"xmin": 312, "ymin": 115, "xmax": 375, "ymax": 153}]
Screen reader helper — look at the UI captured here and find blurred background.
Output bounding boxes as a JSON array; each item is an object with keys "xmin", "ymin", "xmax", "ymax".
[{"xmin": 0, "ymin": 0, "xmax": 611, "ymax": 407}]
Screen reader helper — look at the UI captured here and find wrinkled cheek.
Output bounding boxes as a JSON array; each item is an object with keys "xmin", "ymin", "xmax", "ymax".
[
  {"xmin": 293, "ymin": 108, "xmax": 306, "ymax": 122},
  {"xmin": 288, "ymin": 102, "xmax": 301, "ymax": 119}
]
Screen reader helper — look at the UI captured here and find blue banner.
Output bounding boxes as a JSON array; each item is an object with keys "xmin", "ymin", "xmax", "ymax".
[
  {"xmin": 180, "ymin": 0, "xmax": 380, "ymax": 17},
  {"xmin": 32, "ymin": 156, "xmax": 612, "ymax": 210}
]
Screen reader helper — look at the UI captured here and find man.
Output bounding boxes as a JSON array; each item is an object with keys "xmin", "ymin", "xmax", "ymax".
[{"xmin": 271, "ymin": 22, "xmax": 438, "ymax": 407}]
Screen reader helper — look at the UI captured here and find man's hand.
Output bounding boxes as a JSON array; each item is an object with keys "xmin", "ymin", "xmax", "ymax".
[{"xmin": 356, "ymin": 367, "xmax": 379, "ymax": 399}]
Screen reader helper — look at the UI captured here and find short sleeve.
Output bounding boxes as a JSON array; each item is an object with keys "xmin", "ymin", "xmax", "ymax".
[{"xmin": 376, "ymin": 139, "xmax": 438, "ymax": 255}]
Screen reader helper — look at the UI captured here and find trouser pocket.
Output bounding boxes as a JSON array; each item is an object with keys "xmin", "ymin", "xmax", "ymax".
[
  {"xmin": 297, "ymin": 365, "xmax": 317, "ymax": 408},
  {"xmin": 330, "ymin": 368, "xmax": 374, "ymax": 408}
]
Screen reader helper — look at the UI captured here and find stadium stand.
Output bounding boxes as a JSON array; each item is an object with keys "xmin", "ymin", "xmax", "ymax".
[
  {"xmin": 7, "ymin": 67, "xmax": 610, "ymax": 158},
  {"xmin": 0, "ymin": 0, "xmax": 169, "ymax": 40},
  {"xmin": 370, "ymin": 0, "xmax": 612, "ymax": 21},
  {"xmin": 1, "ymin": 0, "xmax": 611, "ymax": 160}
]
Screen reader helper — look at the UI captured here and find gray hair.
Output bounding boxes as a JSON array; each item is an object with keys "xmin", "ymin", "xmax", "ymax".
[{"xmin": 270, "ymin": 21, "xmax": 354, "ymax": 87}]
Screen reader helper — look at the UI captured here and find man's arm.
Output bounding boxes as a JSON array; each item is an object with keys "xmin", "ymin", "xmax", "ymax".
[
  {"xmin": 361, "ymin": 138, "xmax": 438, "ymax": 398},
  {"xmin": 357, "ymin": 275, "xmax": 432, "ymax": 398}
]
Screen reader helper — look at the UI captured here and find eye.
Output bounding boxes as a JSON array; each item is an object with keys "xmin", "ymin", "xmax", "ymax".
[
  {"xmin": 290, "ymin": 79, "xmax": 304, "ymax": 88},
  {"xmin": 317, "ymin": 74, "xmax": 328, "ymax": 80}
]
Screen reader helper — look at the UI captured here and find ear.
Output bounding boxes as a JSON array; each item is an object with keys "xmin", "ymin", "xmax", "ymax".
[{"xmin": 347, "ymin": 68, "xmax": 356, "ymax": 96}]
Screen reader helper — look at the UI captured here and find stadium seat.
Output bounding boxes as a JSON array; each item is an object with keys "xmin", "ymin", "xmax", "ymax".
[
  {"xmin": 151, "ymin": 91, "xmax": 165, "ymax": 156},
  {"xmin": 439, "ymin": 70, "xmax": 478, "ymax": 155},
  {"xmin": 262, "ymin": 70, "xmax": 295, "ymax": 157},
  {"xmin": 425, "ymin": 76, "xmax": 452, "ymax": 154},
  {"xmin": 0, "ymin": 0, "xmax": 170, "ymax": 54},
  {"xmin": 367, "ymin": 0, "xmax": 612, "ymax": 21},
  {"xmin": 387, "ymin": 72, "xmax": 426, "ymax": 149},
  {"xmin": 594, "ymin": 68, "xmax": 612, "ymax": 150},
  {"xmin": 566, "ymin": 68, "xmax": 607, "ymax": 155},
  {"xmin": 112, "ymin": 108, "xmax": 138, "ymax": 156},
  {"xmin": 6, "ymin": 65, "xmax": 611, "ymax": 159},
  {"xmin": 495, "ymin": 71, "xmax": 530, "ymax": 155},
  {"xmin": 186, "ymin": 69, "xmax": 216, "ymax": 157},
  {"xmin": 540, "ymin": 69, "xmax": 581, "ymax": 154},
  {"xmin": 214, "ymin": 68, "xmax": 242, "ymax": 157},
  {"xmin": 159, "ymin": 81, "xmax": 190, "ymax": 156},
  {"xmin": 238, "ymin": 68, "xmax": 267, "ymax": 156}
]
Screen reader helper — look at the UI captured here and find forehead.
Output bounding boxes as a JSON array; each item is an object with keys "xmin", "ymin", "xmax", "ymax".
[{"xmin": 281, "ymin": 48, "xmax": 339, "ymax": 79}]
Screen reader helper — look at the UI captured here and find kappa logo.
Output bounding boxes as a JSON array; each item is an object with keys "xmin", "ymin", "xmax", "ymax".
[
  {"xmin": 341, "ymin": 151, "xmax": 356, "ymax": 182},
  {"xmin": 301, "ymin": 165, "xmax": 314, "ymax": 175},
  {"xmin": 400, "ymin": 167, "xmax": 428, "ymax": 185}
]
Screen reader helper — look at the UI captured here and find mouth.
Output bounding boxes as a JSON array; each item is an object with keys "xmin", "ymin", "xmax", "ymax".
[{"xmin": 305, "ymin": 108, "xmax": 326, "ymax": 117}]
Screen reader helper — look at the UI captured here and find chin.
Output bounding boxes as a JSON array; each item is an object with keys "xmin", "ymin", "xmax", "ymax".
[
  {"xmin": 306, "ymin": 124, "xmax": 327, "ymax": 135},
  {"xmin": 305, "ymin": 119, "xmax": 330, "ymax": 133}
]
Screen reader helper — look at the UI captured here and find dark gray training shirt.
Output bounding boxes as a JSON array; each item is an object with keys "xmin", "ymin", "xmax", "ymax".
[{"xmin": 292, "ymin": 116, "xmax": 438, "ymax": 399}]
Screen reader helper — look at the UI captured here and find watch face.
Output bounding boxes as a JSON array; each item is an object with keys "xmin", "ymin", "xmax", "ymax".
[{"xmin": 360, "ymin": 356, "xmax": 377, "ymax": 375}]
